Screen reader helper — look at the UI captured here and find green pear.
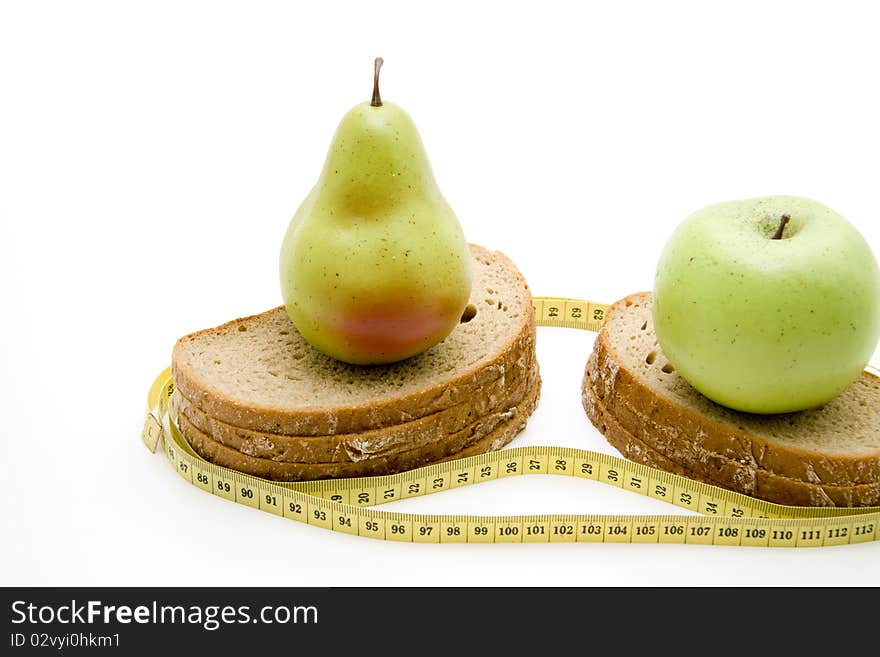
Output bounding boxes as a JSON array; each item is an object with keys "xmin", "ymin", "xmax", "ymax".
[{"xmin": 280, "ymin": 58, "xmax": 472, "ymax": 365}]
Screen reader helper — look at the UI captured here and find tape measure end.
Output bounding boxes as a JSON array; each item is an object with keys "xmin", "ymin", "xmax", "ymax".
[{"xmin": 141, "ymin": 412, "xmax": 164, "ymax": 453}]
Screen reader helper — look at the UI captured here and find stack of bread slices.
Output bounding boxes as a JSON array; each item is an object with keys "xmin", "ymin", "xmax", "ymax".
[
  {"xmin": 583, "ymin": 292, "xmax": 880, "ymax": 507},
  {"xmin": 170, "ymin": 245, "xmax": 540, "ymax": 481}
]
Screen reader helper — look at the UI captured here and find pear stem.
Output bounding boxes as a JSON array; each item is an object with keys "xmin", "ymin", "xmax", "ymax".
[
  {"xmin": 772, "ymin": 214, "xmax": 791, "ymax": 240},
  {"xmin": 371, "ymin": 57, "xmax": 384, "ymax": 107}
]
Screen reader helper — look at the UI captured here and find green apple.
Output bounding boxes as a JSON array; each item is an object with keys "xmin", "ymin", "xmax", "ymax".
[{"xmin": 653, "ymin": 196, "xmax": 880, "ymax": 414}]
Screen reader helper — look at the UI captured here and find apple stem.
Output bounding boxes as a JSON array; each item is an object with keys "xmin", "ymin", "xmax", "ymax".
[
  {"xmin": 772, "ymin": 214, "xmax": 791, "ymax": 240},
  {"xmin": 371, "ymin": 57, "xmax": 384, "ymax": 107}
]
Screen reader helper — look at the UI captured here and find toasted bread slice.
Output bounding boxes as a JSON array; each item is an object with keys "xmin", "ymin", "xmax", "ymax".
[
  {"xmin": 178, "ymin": 371, "xmax": 541, "ymax": 481},
  {"xmin": 172, "ymin": 244, "xmax": 535, "ymax": 436},
  {"xmin": 174, "ymin": 348, "xmax": 534, "ymax": 463},
  {"xmin": 582, "ymin": 292, "xmax": 880, "ymax": 504}
]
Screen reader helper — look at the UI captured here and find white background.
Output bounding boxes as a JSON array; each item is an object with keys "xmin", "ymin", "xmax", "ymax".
[{"xmin": 2, "ymin": 0, "xmax": 879, "ymax": 587}]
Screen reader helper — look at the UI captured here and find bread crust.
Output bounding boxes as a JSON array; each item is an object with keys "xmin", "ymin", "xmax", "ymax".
[
  {"xmin": 175, "ymin": 348, "xmax": 534, "ymax": 463},
  {"xmin": 172, "ymin": 245, "xmax": 536, "ymax": 436},
  {"xmin": 583, "ymin": 380, "xmax": 880, "ymax": 506},
  {"xmin": 587, "ymin": 292, "xmax": 880, "ymax": 487},
  {"xmin": 178, "ymin": 372, "xmax": 541, "ymax": 481}
]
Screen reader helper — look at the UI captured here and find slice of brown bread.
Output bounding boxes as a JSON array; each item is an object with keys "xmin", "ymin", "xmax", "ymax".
[
  {"xmin": 584, "ymin": 381, "xmax": 880, "ymax": 506},
  {"xmin": 585, "ymin": 366, "xmax": 880, "ymax": 503},
  {"xmin": 583, "ymin": 291, "xmax": 880, "ymax": 494},
  {"xmin": 172, "ymin": 244, "xmax": 535, "ymax": 436},
  {"xmin": 177, "ymin": 371, "xmax": 541, "ymax": 481},
  {"xmin": 174, "ymin": 347, "xmax": 534, "ymax": 463}
]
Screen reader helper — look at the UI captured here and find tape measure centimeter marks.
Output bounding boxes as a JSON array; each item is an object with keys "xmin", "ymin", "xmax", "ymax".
[
  {"xmin": 533, "ymin": 297, "xmax": 608, "ymax": 331},
  {"xmin": 142, "ymin": 296, "xmax": 880, "ymax": 548}
]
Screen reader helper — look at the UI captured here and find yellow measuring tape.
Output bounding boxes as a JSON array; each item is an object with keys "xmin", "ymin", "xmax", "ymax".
[{"xmin": 142, "ymin": 296, "xmax": 880, "ymax": 548}]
